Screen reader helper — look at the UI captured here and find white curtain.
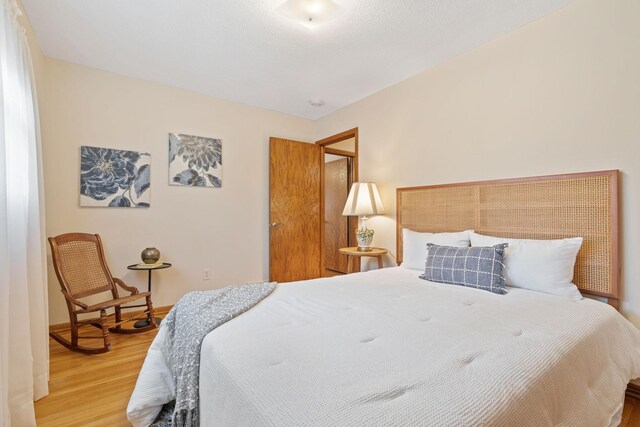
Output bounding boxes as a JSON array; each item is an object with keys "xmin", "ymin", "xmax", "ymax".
[{"xmin": 0, "ymin": 0, "xmax": 49, "ymax": 425}]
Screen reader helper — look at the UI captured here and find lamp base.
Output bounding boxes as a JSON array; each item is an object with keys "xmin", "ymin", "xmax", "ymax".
[{"xmin": 355, "ymin": 219, "xmax": 374, "ymax": 252}]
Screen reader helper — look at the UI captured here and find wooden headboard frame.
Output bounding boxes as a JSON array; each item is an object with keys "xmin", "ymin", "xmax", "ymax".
[{"xmin": 396, "ymin": 170, "xmax": 620, "ymax": 308}]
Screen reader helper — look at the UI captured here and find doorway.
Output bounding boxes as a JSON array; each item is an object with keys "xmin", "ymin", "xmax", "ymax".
[{"xmin": 316, "ymin": 128, "xmax": 358, "ymax": 276}]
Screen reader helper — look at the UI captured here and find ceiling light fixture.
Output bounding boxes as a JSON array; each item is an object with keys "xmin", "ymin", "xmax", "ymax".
[
  {"xmin": 278, "ymin": 0, "xmax": 342, "ymax": 28},
  {"xmin": 309, "ymin": 99, "xmax": 325, "ymax": 107}
]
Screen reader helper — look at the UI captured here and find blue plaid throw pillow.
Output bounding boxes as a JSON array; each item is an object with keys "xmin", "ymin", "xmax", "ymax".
[{"xmin": 419, "ymin": 243, "xmax": 508, "ymax": 295}]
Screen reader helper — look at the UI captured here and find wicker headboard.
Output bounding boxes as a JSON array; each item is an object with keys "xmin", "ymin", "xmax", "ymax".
[{"xmin": 396, "ymin": 170, "xmax": 620, "ymax": 305}]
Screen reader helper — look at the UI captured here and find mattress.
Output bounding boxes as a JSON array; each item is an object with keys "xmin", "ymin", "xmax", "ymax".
[{"xmin": 129, "ymin": 267, "xmax": 640, "ymax": 426}]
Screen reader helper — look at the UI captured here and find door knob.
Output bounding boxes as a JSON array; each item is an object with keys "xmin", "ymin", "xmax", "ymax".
[{"xmin": 270, "ymin": 222, "xmax": 282, "ymax": 228}]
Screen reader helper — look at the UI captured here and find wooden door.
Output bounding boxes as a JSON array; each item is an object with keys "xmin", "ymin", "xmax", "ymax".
[
  {"xmin": 324, "ymin": 158, "xmax": 349, "ymax": 273},
  {"xmin": 269, "ymin": 137, "xmax": 321, "ymax": 282}
]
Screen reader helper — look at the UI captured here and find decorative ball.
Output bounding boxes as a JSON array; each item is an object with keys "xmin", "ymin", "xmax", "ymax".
[{"xmin": 141, "ymin": 247, "xmax": 160, "ymax": 264}]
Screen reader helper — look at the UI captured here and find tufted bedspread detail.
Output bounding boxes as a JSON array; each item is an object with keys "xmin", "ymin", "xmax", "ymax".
[{"xmin": 130, "ymin": 267, "xmax": 640, "ymax": 427}]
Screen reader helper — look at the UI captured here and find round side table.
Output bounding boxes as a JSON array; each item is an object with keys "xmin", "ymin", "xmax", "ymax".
[
  {"xmin": 127, "ymin": 262, "xmax": 171, "ymax": 328},
  {"xmin": 338, "ymin": 247, "xmax": 388, "ymax": 273}
]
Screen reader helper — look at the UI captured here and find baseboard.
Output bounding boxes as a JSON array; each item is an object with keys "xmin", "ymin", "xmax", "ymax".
[
  {"xmin": 49, "ymin": 304, "xmax": 174, "ymax": 332},
  {"xmin": 627, "ymin": 382, "xmax": 640, "ymax": 400}
]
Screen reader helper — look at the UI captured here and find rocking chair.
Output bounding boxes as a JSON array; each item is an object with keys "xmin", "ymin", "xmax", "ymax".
[{"xmin": 48, "ymin": 233, "xmax": 158, "ymax": 354}]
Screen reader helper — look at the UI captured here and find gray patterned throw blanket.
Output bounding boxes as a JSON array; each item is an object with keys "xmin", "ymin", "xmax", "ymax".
[{"xmin": 152, "ymin": 282, "xmax": 277, "ymax": 427}]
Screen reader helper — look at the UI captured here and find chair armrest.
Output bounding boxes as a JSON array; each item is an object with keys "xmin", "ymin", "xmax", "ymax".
[
  {"xmin": 113, "ymin": 278, "xmax": 139, "ymax": 295},
  {"xmin": 61, "ymin": 289, "xmax": 88, "ymax": 310}
]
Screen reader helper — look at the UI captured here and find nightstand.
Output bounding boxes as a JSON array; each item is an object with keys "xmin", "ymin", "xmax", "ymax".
[{"xmin": 339, "ymin": 247, "xmax": 388, "ymax": 273}]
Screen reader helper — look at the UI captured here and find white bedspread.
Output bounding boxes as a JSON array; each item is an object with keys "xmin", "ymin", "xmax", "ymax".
[{"xmin": 129, "ymin": 267, "xmax": 640, "ymax": 426}]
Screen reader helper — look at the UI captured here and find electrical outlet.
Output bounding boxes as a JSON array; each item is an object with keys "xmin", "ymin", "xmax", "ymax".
[{"xmin": 203, "ymin": 269, "xmax": 211, "ymax": 281}]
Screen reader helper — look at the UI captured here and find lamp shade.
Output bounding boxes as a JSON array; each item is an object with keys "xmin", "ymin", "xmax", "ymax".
[{"xmin": 342, "ymin": 182, "xmax": 384, "ymax": 216}]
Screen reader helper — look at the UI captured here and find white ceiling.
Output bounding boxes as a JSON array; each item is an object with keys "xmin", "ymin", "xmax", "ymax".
[{"xmin": 22, "ymin": 0, "xmax": 572, "ymax": 119}]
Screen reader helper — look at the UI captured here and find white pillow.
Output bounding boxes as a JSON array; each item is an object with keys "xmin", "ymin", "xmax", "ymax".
[
  {"xmin": 469, "ymin": 232, "xmax": 583, "ymax": 299},
  {"xmin": 401, "ymin": 229, "xmax": 471, "ymax": 270}
]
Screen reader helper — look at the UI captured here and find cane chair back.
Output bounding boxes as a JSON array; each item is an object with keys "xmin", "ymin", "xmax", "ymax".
[{"xmin": 49, "ymin": 233, "xmax": 116, "ymax": 299}]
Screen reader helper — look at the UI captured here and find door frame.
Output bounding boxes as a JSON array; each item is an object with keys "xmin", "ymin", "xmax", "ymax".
[{"xmin": 315, "ymin": 128, "xmax": 359, "ymax": 275}]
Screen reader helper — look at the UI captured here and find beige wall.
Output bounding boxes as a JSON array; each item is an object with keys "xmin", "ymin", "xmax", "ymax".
[
  {"xmin": 326, "ymin": 137, "xmax": 356, "ymax": 152},
  {"xmin": 20, "ymin": 0, "xmax": 640, "ymax": 325},
  {"xmin": 41, "ymin": 60, "xmax": 314, "ymax": 324},
  {"xmin": 315, "ymin": 0, "xmax": 640, "ymax": 324}
]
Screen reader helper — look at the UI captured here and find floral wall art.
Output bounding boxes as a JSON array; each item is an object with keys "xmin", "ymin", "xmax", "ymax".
[
  {"xmin": 169, "ymin": 133, "xmax": 222, "ymax": 187},
  {"xmin": 80, "ymin": 146, "xmax": 151, "ymax": 207}
]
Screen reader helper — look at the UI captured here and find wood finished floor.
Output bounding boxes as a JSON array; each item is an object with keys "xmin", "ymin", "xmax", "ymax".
[
  {"xmin": 322, "ymin": 268, "xmax": 345, "ymax": 278},
  {"xmin": 36, "ymin": 322, "xmax": 640, "ymax": 427},
  {"xmin": 35, "ymin": 319, "xmax": 162, "ymax": 427}
]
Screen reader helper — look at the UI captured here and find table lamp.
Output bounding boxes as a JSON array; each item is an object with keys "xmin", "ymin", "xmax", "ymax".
[{"xmin": 342, "ymin": 182, "xmax": 385, "ymax": 251}]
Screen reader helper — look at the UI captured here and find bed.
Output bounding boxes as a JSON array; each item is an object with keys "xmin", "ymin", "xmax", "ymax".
[{"xmin": 128, "ymin": 170, "xmax": 640, "ymax": 426}]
